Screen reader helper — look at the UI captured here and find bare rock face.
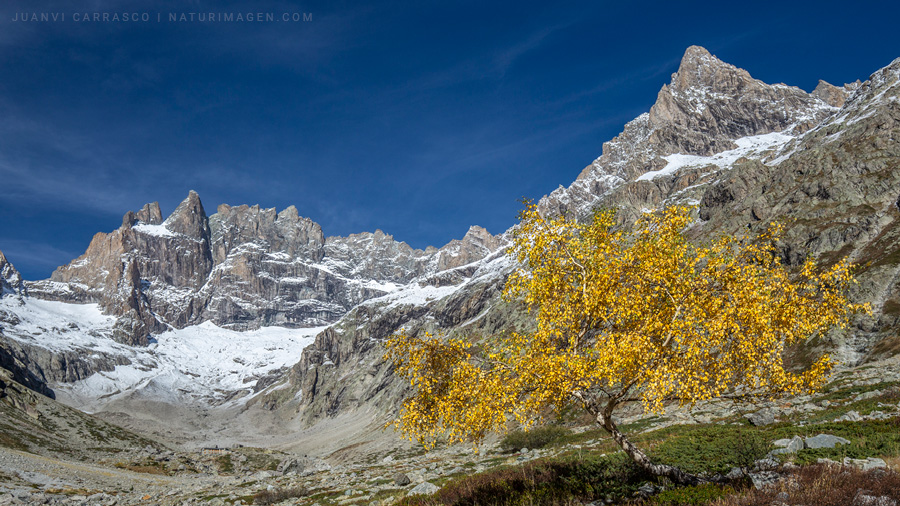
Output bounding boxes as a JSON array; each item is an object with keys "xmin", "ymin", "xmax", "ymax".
[
  {"xmin": 323, "ymin": 226, "xmax": 506, "ymax": 285},
  {"xmin": 811, "ymin": 79, "xmax": 859, "ymax": 108},
  {"xmin": 202, "ymin": 203, "xmax": 356, "ymax": 329},
  {"xmin": 134, "ymin": 202, "xmax": 163, "ymax": 225},
  {"xmin": 49, "ymin": 191, "xmax": 214, "ymax": 345},
  {"xmin": 165, "ymin": 190, "xmax": 210, "ymax": 238},
  {"xmin": 324, "ymin": 230, "xmax": 436, "ymax": 284},
  {"xmin": 0, "ymin": 250, "xmax": 24, "ymax": 297},
  {"xmin": 29, "ymin": 189, "xmax": 506, "ymax": 345},
  {"xmin": 210, "ymin": 204, "xmax": 325, "ymax": 263},
  {"xmin": 435, "ymin": 226, "xmax": 505, "ymax": 271},
  {"xmin": 648, "ymin": 45, "xmax": 825, "ymax": 155}
]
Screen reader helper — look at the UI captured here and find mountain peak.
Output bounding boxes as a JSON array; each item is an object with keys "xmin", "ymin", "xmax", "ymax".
[
  {"xmin": 668, "ymin": 45, "xmax": 742, "ymax": 93},
  {"xmin": 135, "ymin": 202, "xmax": 163, "ymax": 225},
  {"xmin": 681, "ymin": 45, "xmax": 714, "ymax": 64},
  {"xmin": 164, "ymin": 191, "xmax": 210, "ymax": 238},
  {"xmin": 0, "ymin": 248, "xmax": 24, "ymax": 296}
]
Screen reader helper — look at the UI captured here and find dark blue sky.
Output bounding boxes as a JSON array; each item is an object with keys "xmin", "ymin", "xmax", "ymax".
[{"xmin": 1, "ymin": 0, "xmax": 898, "ymax": 280}]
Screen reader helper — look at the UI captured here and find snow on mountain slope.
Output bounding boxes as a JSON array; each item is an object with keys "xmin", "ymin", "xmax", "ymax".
[
  {"xmin": 0, "ymin": 298, "xmax": 116, "ymax": 349},
  {"xmin": 636, "ymin": 130, "xmax": 797, "ymax": 181},
  {"xmin": 0, "ymin": 296, "xmax": 324, "ymax": 411},
  {"xmin": 366, "ymin": 251, "xmax": 512, "ymax": 312}
]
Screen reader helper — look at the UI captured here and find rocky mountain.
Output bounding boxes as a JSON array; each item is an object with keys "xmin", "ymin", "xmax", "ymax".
[
  {"xmin": 0, "ymin": 250, "xmax": 24, "ymax": 297},
  {"xmin": 538, "ymin": 46, "xmax": 844, "ymax": 219},
  {"xmin": 0, "ymin": 192, "xmax": 506, "ymax": 414},
  {"xmin": 24, "ymin": 192, "xmax": 506, "ymax": 349},
  {"xmin": 1, "ymin": 46, "xmax": 898, "ymax": 452}
]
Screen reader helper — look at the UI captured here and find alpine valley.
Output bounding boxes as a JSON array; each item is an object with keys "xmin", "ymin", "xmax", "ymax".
[{"xmin": 1, "ymin": 46, "xmax": 899, "ymax": 504}]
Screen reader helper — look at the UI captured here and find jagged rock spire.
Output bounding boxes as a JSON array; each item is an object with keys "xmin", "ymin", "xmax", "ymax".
[
  {"xmin": 136, "ymin": 202, "xmax": 164, "ymax": 225},
  {"xmin": 0, "ymin": 249, "xmax": 24, "ymax": 297},
  {"xmin": 165, "ymin": 190, "xmax": 210, "ymax": 238}
]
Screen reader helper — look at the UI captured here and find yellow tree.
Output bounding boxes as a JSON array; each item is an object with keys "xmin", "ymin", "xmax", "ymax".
[{"xmin": 385, "ymin": 205, "xmax": 867, "ymax": 484}]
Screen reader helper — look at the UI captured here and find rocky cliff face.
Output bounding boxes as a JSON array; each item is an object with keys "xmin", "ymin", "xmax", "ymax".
[
  {"xmin": 19, "ymin": 192, "xmax": 505, "ymax": 347},
  {"xmin": 38, "ymin": 192, "xmax": 212, "ymax": 345},
  {"xmin": 0, "ymin": 250, "xmax": 24, "ymax": 297}
]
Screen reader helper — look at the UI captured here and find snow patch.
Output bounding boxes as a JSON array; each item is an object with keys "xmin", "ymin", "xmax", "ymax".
[
  {"xmin": 63, "ymin": 321, "xmax": 326, "ymax": 410},
  {"xmin": 0, "ymin": 296, "xmax": 325, "ymax": 410},
  {"xmin": 133, "ymin": 223, "xmax": 176, "ymax": 237},
  {"xmin": 637, "ymin": 131, "xmax": 795, "ymax": 181}
]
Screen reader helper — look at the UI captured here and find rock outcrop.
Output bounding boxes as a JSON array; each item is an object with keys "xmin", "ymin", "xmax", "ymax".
[
  {"xmin": 46, "ymin": 192, "xmax": 213, "ymax": 345},
  {"xmin": 0, "ymin": 250, "xmax": 24, "ymax": 297}
]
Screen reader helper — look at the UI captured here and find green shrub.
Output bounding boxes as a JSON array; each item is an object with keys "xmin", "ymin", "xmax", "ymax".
[
  {"xmin": 499, "ymin": 425, "xmax": 570, "ymax": 453},
  {"xmin": 648, "ymin": 425, "xmax": 771, "ymax": 475},
  {"xmin": 792, "ymin": 418, "xmax": 900, "ymax": 465},
  {"xmin": 648, "ymin": 483, "xmax": 733, "ymax": 505},
  {"xmin": 397, "ymin": 453, "xmax": 650, "ymax": 506},
  {"xmin": 216, "ymin": 453, "xmax": 234, "ymax": 474}
]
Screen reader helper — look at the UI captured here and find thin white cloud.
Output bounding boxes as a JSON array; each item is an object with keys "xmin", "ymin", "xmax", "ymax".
[{"xmin": 393, "ymin": 22, "xmax": 571, "ymax": 93}]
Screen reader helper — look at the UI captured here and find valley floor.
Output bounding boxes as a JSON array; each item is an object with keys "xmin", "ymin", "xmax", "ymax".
[{"xmin": 3, "ymin": 358, "xmax": 900, "ymax": 505}]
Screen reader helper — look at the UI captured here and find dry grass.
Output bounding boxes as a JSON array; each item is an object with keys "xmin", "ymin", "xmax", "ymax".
[
  {"xmin": 882, "ymin": 455, "xmax": 900, "ymax": 471},
  {"xmin": 713, "ymin": 464, "xmax": 900, "ymax": 506},
  {"xmin": 113, "ymin": 462, "xmax": 168, "ymax": 475}
]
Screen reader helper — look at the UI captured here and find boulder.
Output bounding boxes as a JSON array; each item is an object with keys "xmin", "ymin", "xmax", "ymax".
[
  {"xmin": 748, "ymin": 471, "xmax": 780, "ymax": 490},
  {"xmin": 771, "ymin": 436, "xmax": 805, "ymax": 455},
  {"xmin": 805, "ymin": 434, "xmax": 850, "ymax": 449},
  {"xmin": 745, "ymin": 408, "xmax": 777, "ymax": 426},
  {"xmin": 393, "ymin": 473, "xmax": 411, "ymax": 486},
  {"xmin": 844, "ymin": 457, "xmax": 887, "ymax": 471},
  {"xmin": 835, "ymin": 410, "xmax": 864, "ymax": 422},
  {"xmin": 853, "ymin": 390, "xmax": 882, "ymax": 401},
  {"xmin": 408, "ymin": 482, "xmax": 440, "ymax": 496},
  {"xmin": 725, "ymin": 467, "xmax": 744, "ymax": 480}
]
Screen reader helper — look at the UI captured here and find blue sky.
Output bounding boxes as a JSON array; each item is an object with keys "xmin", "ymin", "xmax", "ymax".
[{"xmin": 1, "ymin": 0, "xmax": 898, "ymax": 280}]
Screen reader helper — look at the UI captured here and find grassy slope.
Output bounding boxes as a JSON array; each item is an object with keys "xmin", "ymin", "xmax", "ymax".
[
  {"xmin": 391, "ymin": 382, "xmax": 900, "ymax": 506},
  {"xmin": 0, "ymin": 372, "xmax": 163, "ymax": 460}
]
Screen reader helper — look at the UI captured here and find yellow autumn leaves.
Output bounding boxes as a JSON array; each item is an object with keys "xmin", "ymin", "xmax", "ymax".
[{"xmin": 384, "ymin": 205, "xmax": 868, "ymax": 448}]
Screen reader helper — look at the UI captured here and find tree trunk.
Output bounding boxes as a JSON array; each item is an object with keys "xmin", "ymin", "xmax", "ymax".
[{"xmin": 593, "ymin": 409, "xmax": 709, "ymax": 486}]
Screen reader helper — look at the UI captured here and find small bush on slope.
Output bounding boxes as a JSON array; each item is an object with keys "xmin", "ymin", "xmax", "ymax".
[
  {"xmin": 499, "ymin": 425, "xmax": 571, "ymax": 453},
  {"xmin": 398, "ymin": 453, "xmax": 650, "ymax": 506}
]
